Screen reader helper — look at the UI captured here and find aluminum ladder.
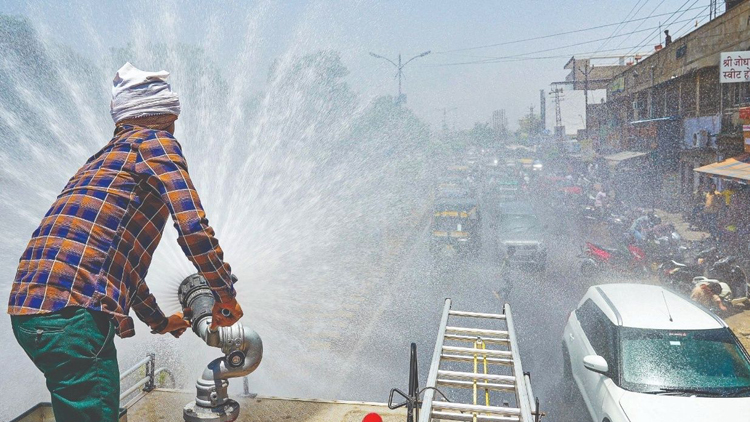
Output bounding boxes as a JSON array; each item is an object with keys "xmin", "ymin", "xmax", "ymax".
[{"xmin": 418, "ymin": 299, "xmax": 541, "ymax": 422}]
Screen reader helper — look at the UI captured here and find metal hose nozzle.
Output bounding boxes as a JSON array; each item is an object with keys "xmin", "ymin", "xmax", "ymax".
[{"xmin": 178, "ymin": 274, "xmax": 263, "ymax": 422}]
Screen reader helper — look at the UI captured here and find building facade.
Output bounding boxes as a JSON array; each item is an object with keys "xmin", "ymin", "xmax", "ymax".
[{"xmin": 595, "ymin": 0, "xmax": 750, "ymax": 208}]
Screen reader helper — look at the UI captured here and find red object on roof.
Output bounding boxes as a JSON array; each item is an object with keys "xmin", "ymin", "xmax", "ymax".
[{"xmin": 362, "ymin": 413, "xmax": 383, "ymax": 422}]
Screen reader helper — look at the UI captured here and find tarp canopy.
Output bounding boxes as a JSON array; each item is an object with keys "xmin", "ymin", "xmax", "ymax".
[
  {"xmin": 604, "ymin": 151, "xmax": 649, "ymax": 163},
  {"xmin": 694, "ymin": 154, "xmax": 750, "ymax": 182}
]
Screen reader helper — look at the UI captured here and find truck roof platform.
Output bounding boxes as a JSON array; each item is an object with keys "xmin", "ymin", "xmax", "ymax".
[{"xmin": 127, "ymin": 389, "xmax": 406, "ymax": 422}]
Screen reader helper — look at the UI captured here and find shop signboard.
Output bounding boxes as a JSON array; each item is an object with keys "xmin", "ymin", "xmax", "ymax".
[
  {"xmin": 742, "ymin": 107, "xmax": 750, "ymax": 152},
  {"xmin": 720, "ymin": 51, "xmax": 750, "ymax": 83},
  {"xmin": 611, "ymin": 76, "xmax": 625, "ymax": 93}
]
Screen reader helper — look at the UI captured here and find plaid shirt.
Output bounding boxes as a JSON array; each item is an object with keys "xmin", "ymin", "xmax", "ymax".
[{"xmin": 8, "ymin": 124, "xmax": 235, "ymax": 338}]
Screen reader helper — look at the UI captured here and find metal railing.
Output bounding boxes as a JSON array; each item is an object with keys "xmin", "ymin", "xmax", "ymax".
[{"xmin": 119, "ymin": 353, "xmax": 175, "ymax": 408}]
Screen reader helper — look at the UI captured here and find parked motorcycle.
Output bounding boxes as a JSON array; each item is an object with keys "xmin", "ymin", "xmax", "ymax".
[
  {"xmin": 658, "ymin": 247, "xmax": 747, "ymax": 298},
  {"xmin": 579, "ymin": 242, "xmax": 647, "ymax": 276}
]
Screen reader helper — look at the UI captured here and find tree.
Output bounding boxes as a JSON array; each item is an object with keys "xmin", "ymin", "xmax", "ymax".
[
  {"xmin": 516, "ymin": 112, "xmax": 542, "ymax": 142},
  {"xmin": 468, "ymin": 122, "xmax": 495, "ymax": 148}
]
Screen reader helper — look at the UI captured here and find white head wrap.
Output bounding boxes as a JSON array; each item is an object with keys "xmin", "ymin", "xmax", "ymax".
[{"xmin": 110, "ymin": 62, "xmax": 181, "ymax": 123}]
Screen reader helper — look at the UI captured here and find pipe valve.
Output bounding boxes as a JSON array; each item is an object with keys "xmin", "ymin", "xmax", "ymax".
[{"xmin": 178, "ymin": 274, "xmax": 263, "ymax": 422}]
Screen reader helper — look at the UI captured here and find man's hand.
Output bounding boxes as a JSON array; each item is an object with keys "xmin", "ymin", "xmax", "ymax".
[
  {"xmin": 158, "ymin": 312, "xmax": 191, "ymax": 338},
  {"xmin": 210, "ymin": 298, "xmax": 244, "ymax": 330}
]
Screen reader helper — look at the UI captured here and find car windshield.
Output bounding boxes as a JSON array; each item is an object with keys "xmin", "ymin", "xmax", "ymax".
[
  {"xmin": 434, "ymin": 216, "xmax": 469, "ymax": 231},
  {"xmin": 500, "ymin": 214, "xmax": 539, "ymax": 231},
  {"xmin": 620, "ymin": 327, "xmax": 750, "ymax": 394}
]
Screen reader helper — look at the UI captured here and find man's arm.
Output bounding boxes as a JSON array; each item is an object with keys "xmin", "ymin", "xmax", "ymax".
[
  {"xmin": 131, "ymin": 279, "xmax": 168, "ymax": 331},
  {"xmin": 135, "ymin": 130, "xmax": 236, "ymax": 303}
]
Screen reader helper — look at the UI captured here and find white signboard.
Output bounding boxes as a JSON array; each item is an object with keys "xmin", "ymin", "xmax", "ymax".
[{"xmin": 720, "ymin": 51, "xmax": 750, "ymax": 83}]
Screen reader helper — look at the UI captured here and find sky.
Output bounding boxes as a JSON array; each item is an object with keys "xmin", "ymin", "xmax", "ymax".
[{"xmin": 0, "ymin": 0, "xmax": 717, "ymax": 132}]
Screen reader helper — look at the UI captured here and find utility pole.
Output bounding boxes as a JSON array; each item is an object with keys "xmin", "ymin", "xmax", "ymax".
[
  {"xmin": 578, "ymin": 65, "xmax": 593, "ymax": 107},
  {"xmin": 436, "ymin": 107, "xmax": 457, "ymax": 133},
  {"xmin": 493, "ymin": 109, "xmax": 508, "ymax": 141},
  {"xmin": 539, "ymin": 89, "xmax": 546, "ymax": 131},
  {"xmin": 578, "ymin": 65, "xmax": 593, "ymax": 132},
  {"xmin": 549, "ymin": 87, "xmax": 565, "ymax": 142},
  {"xmin": 369, "ymin": 50, "xmax": 431, "ymax": 105}
]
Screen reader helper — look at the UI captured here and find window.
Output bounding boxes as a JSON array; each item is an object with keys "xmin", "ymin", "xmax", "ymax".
[
  {"xmin": 576, "ymin": 300, "xmax": 618, "ymax": 376},
  {"xmin": 620, "ymin": 328, "xmax": 750, "ymax": 395}
]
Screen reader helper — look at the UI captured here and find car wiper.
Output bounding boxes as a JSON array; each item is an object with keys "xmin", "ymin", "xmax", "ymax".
[{"xmin": 651, "ymin": 387, "xmax": 723, "ymax": 396}]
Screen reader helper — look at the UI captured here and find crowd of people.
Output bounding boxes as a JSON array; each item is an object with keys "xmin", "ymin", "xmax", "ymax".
[{"xmin": 692, "ymin": 181, "xmax": 750, "ymax": 246}]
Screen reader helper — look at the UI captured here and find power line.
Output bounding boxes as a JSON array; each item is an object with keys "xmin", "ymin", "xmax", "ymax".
[
  {"xmin": 626, "ymin": 0, "xmax": 705, "ymax": 56},
  {"xmin": 431, "ymin": 15, "xmax": 706, "ymax": 66},
  {"xmin": 610, "ymin": 0, "xmax": 669, "ymax": 50},
  {"xmin": 671, "ymin": 3, "xmax": 713, "ymax": 38},
  {"xmin": 432, "ymin": 5, "xmax": 708, "ymax": 54},
  {"xmin": 428, "ymin": 27, "xmax": 744, "ymax": 67},
  {"xmin": 595, "ymin": 0, "xmax": 649, "ymax": 53}
]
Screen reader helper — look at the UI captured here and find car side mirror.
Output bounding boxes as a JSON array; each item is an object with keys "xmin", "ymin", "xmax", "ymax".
[{"xmin": 583, "ymin": 355, "xmax": 608, "ymax": 375}]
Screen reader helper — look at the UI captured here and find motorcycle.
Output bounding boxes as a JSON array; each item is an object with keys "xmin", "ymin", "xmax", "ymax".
[
  {"xmin": 658, "ymin": 247, "xmax": 747, "ymax": 297},
  {"xmin": 709, "ymin": 255, "xmax": 748, "ymax": 298},
  {"xmin": 579, "ymin": 242, "xmax": 647, "ymax": 276}
]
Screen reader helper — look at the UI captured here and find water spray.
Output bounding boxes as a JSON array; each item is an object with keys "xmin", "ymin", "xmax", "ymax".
[{"xmin": 178, "ymin": 274, "xmax": 263, "ymax": 422}]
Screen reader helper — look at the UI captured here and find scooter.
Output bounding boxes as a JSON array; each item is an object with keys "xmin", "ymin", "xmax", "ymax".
[{"xmin": 579, "ymin": 241, "xmax": 647, "ymax": 276}]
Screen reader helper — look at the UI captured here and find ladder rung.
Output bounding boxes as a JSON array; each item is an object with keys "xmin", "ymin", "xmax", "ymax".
[
  {"xmin": 442, "ymin": 346, "xmax": 513, "ymax": 358},
  {"xmin": 432, "ymin": 401, "xmax": 521, "ymax": 417},
  {"xmin": 437, "ymin": 370, "xmax": 515, "ymax": 384},
  {"xmin": 449, "ymin": 310, "xmax": 506, "ymax": 320},
  {"xmin": 446, "ymin": 326, "xmax": 510, "ymax": 338},
  {"xmin": 444, "ymin": 334, "xmax": 510, "ymax": 345},
  {"xmin": 431, "ymin": 410, "xmax": 520, "ymax": 422},
  {"xmin": 436, "ymin": 378, "xmax": 516, "ymax": 392},
  {"xmin": 441, "ymin": 353, "xmax": 513, "ymax": 366}
]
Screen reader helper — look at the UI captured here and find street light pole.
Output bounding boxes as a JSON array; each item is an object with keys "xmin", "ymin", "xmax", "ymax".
[{"xmin": 369, "ymin": 50, "xmax": 431, "ymax": 104}]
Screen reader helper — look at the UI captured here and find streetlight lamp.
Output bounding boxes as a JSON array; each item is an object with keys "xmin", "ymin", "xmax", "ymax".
[{"xmin": 369, "ymin": 50, "xmax": 431, "ymax": 104}]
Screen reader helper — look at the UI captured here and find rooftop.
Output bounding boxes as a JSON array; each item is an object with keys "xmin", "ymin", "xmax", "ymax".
[
  {"xmin": 594, "ymin": 284, "xmax": 725, "ymax": 330},
  {"xmin": 126, "ymin": 390, "xmax": 405, "ymax": 422}
]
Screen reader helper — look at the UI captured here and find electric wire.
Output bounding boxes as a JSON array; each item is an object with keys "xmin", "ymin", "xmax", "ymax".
[
  {"xmin": 609, "ymin": 0, "xmax": 669, "ymax": 51},
  {"xmin": 432, "ymin": 5, "xmax": 708, "ymax": 54},
  {"xmin": 624, "ymin": 0, "xmax": 703, "ymax": 56},
  {"xmin": 439, "ymin": 16, "xmax": 704, "ymax": 62},
  {"xmin": 594, "ymin": 0, "xmax": 649, "ymax": 53},
  {"xmin": 430, "ymin": 15, "xmax": 707, "ymax": 67},
  {"xmin": 428, "ymin": 28, "xmax": 744, "ymax": 67}
]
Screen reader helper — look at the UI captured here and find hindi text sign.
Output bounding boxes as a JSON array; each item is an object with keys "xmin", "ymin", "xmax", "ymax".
[{"xmin": 720, "ymin": 51, "xmax": 750, "ymax": 83}]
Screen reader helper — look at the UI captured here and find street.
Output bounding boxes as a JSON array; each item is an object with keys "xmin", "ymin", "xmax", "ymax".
[{"xmin": 318, "ymin": 190, "xmax": 615, "ymax": 421}]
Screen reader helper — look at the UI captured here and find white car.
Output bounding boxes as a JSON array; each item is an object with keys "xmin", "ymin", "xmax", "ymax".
[{"xmin": 562, "ymin": 283, "xmax": 750, "ymax": 422}]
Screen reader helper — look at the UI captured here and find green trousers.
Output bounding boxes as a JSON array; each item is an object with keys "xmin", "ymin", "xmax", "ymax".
[{"xmin": 11, "ymin": 307, "xmax": 120, "ymax": 422}]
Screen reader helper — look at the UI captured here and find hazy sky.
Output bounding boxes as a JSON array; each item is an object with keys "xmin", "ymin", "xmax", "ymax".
[{"xmin": 0, "ymin": 0, "xmax": 714, "ymax": 131}]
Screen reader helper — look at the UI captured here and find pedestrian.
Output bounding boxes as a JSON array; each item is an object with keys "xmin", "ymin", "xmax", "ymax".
[
  {"xmin": 690, "ymin": 281, "xmax": 728, "ymax": 312},
  {"xmin": 8, "ymin": 63, "xmax": 244, "ymax": 422},
  {"xmin": 664, "ymin": 30, "xmax": 672, "ymax": 46},
  {"xmin": 629, "ymin": 214, "xmax": 652, "ymax": 245},
  {"xmin": 594, "ymin": 185, "xmax": 607, "ymax": 218},
  {"xmin": 704, "ymin": 183, "xmax": 721, "ymax": 240}
]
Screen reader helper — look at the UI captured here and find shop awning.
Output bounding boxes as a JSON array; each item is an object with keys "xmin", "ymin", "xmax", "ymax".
[
  {"xmin": 694, "ymin": 154, "xmax": 750, "ymax": 182},
  {"xmin": 604, "ymin": 151, "xmax": 649, "ymax": 163},
  {"xmin": 629, "ymin": 116, "xmax": 678, "ymax": 125}
]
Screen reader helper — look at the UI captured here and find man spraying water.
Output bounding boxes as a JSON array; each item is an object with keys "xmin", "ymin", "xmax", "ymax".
[{"xmin": 7, "ymin": 63, "xmax": 243, "ymax": 422}]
